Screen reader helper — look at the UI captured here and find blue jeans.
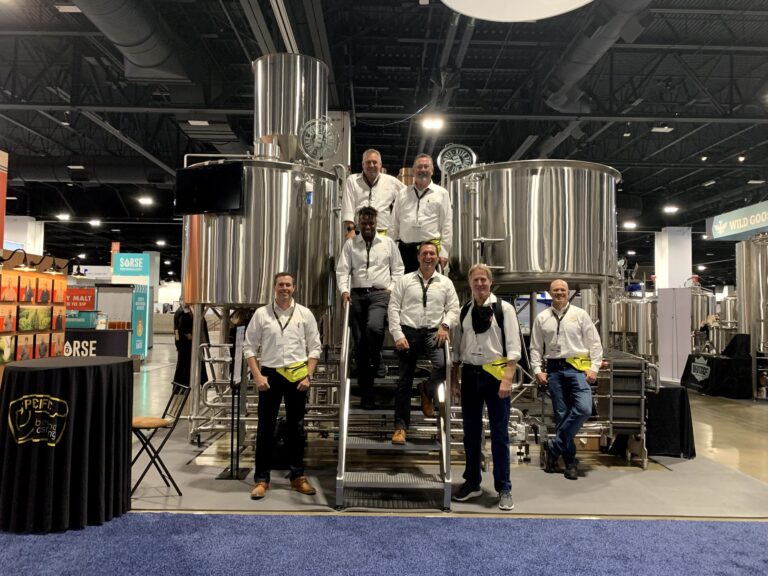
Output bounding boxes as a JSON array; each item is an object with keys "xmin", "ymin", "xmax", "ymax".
[
  {"xmin": 461, "ymin": 365, "xmax": 511, "ymax": 493},
  {"xmin": 547, "ymin": 363, "xmax": 593, "ymax": 465},
  {"xmin": 394, "ymin": 326, "xmax": 445, "ymax": 430}
]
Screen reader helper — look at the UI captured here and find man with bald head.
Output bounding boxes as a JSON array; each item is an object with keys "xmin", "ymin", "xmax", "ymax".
[{"xmin": 529, "ymin": 279, "xmax": 603, "ymax": 480}]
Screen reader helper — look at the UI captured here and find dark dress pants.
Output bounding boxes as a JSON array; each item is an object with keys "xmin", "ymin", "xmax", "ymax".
[
  {"xmin": 349, "ymin": 290, "xmax": 390, "ymax": 404},
  {"xmin": 397, "ymin": 241, "xmax": 421, "ymax": 273},
  {"xmin": 394, "ymin": 326, "xmax": 445, "ymax": 430},
  {"xmin": 254, "ymin": 367, "xmax": 307, "ymax": 483}
]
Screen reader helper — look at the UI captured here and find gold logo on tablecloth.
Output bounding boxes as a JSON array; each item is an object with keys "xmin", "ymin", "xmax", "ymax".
[{"xmin": 8, "ymin": 394, "xmax": 69, "ymax": 446}]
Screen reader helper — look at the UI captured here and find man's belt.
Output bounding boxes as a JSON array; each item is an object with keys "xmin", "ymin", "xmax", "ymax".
[
  {"xmin": 402, "ymin": 325, "xmax": 438, "ymax": 333},
  {"xmin": 545, "ymin": 358, "xmax": 570, "ymax": 371},
  {"xmin": 351, "ymin": 287, "xmax": 387, "ymax": 294}
]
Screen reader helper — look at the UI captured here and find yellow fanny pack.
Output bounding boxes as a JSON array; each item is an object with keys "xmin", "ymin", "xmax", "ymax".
[
  {"xmin": 565, "ymin": 356, "xmax": 592, "ymax": 372},
  {"xmin": 482, "ymin": 358, "xmax": 508, "ymax": 380},
  {"xmin": 276, "ymin": 361, "xmax": 309, "ymax": 383}
]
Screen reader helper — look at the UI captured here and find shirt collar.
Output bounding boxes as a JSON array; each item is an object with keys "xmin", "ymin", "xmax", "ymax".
[
  {"xmin": 273, "ymin": 299, "xmax": 295, "ymax": 314},
  {"xmin": 361, "ymin": 172, "xmax": 379, "ymax": 188},
  {"xmin": 416, "ymin": 270, "xmax": 440, "ymax": 282},
  {"xmin": 473, "ymin": 293, "xmax": 497, "ymax": 307}
]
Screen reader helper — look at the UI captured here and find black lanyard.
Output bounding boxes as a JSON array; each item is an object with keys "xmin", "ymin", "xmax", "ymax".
[
  {"xmin": 418, "ymin": 275, "xmax": 434, "ymax": 307},
  {"xmin": 365, "ymin": 240, "xmax": 373, "ymax": 270},
  {"xmin": 551, "ymin": 304, "xmax": 569, "ymax": 338},
  {"xmin": 272, "ymin": 303, "xmax": 296, "ymax": 335},
  {"xmin": 364, "ymin": 174, "xmax": 378, "ymax": 205},
  {"xmin": 414, "ymin": 186, "xmax": 430, "ymax": 224}
]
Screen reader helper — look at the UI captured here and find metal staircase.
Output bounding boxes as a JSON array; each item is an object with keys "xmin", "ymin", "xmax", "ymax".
[{"xmin": 335, "ymin": 302, "xmax": 453, "ymax": 510}]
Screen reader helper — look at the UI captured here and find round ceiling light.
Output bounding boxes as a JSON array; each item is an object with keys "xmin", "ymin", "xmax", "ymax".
[{"xmin": 441, "ymin": 0, "xmax": 594, "ymax": 22}]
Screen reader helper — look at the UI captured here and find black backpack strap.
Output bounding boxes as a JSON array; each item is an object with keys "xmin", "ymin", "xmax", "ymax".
[{"xmin": 460, "ymin": 299, "xmax": 506, "ymax": 356}]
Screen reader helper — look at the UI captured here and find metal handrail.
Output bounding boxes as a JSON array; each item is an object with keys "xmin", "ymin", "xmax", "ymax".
[
  {"xmin": 438, "ymin": 340, "xmax": 453, "ymax": 510},
  {"xmin": 335, "ymin": 300, "xmax": 352, "ymax": 507}
]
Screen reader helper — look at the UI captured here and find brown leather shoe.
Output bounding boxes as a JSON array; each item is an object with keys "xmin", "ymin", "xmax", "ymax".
[
  {"xmin": 419, "ymin": 382, "xmax": 435, "ymax": 418},
  {"xmin": 250, "ymin": 481, "xmax": 269, "ymax": 500},
  {"xmin": 290, "ymin": 476, "xmax": 317, "ymax": 495},
  {"xmin": 392, "ymin": 428, "xmax": 407, "ymax": 445}
]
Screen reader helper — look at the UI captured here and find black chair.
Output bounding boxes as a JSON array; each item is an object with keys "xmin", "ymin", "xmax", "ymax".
[{"xmin": 131, "ymin": 382, "xmax": 190, "ymax": 496}]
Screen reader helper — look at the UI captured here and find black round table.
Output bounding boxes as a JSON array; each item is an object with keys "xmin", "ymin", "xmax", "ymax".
[{"xmin": 0, "ymin": 356, "xmax": 133, "ymax": 533}]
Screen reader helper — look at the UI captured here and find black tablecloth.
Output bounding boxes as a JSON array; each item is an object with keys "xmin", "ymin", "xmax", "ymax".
[
  {"xmin": 680, "ymin": 354, "xmax": 752, "ymax": 399},
  {"xmin": 0, "ymin": 356, "xmax": 133, "ymax": 533},
  {"xmin": 646, "ymin": 386, "xmax": 696, "ymax": 459}
]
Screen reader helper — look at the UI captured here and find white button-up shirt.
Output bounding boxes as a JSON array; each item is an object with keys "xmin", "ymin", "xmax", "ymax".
[
  {"xmin": 390, "ymin": 183, "xmax": 453, "ymax": 259},
  {"xmin": 388, "ymin": 270, "xmax": 460, "ymax": 342},
  {"xmin": 243, "ymin": 299, "xmax": 322, "ymax": 368},
  {"xmin": 341, "ymin": 173, "xmax": 406, "ymax": 231},
  {"xmin": 336, "ymin": 234, "xmax": 404, "ymax": 294},
  {"xmin": 454, "ymin": 294, "xmax": 522, "ymax": 366},
  {"xmin": 529, "ymin": 304, "xmax": 603, "ymax": 374}
]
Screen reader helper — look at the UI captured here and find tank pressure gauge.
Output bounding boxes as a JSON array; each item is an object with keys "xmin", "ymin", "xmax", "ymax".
[
  {"xmin": 299, "ymin": 116, "xmax": 340, "ymax": 162},
  {"xmin": 437, "ymin": 143, "xmax": 476, "ymax": 175}
]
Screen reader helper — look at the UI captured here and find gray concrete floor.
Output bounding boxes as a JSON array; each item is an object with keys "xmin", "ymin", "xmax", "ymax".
[{"xmin": 131, "ymin": 335, "xmax": 768, "ymax": 518}]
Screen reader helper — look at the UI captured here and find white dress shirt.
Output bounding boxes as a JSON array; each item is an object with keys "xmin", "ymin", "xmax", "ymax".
[
  {"xmin": 388, "ymin": 270, "xmax": 460, "ymax": 341},
  {"xmin": 341, "ymin": 173, "xmax": 406, "ymax": 231},
  {"xmin": 243, "ymin": 299, "xmax": 322, "ymax": 368},
  {"xmin": 454, "ymin": 294, "xmax": 522, "ymax": 366},
  {"xmin": 529, "ymin": 303, "xmax": 603, "ymax": 374},
  {"xmin": 389, "ymin": 183, "xmax": 453, "ymax": 259},
  {"xmin": 336, "ymin": 234, "xmax": 404, "ymax": 294}
]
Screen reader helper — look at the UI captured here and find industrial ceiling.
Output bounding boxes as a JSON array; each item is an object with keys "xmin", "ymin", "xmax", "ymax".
[{"xmin": 2, "ymin": 0, "xmax": 768, "ymax": 285}]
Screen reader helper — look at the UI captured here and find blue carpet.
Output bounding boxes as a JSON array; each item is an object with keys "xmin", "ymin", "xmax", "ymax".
[{"xmin": 1, "ymin": 513, "xmax": 767, "ymax": 575}]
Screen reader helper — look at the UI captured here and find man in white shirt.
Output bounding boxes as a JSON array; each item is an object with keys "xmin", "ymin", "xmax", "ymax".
[
  {"xmin": 341, "ymin": 148, "xmax": 406, "ymax": 239},
  {"xmin": 388, "ymin": 242, "xmax": 459, "ymax": 444},
  {"xmin": 337, "ymin": 206, "xmax": 404, "ymax": 409},
  {"xmin": 243, "ymin": 272, "xmax": 322, "ymax": 500},
  {"xmin": 530, "ymin": 278, "xmax": 603, "ymax": 480},
  {"xmin": 450, "ymin": 264, "xmax": 521, "ymax": 511},
  {"xmin": 390, "ymin": 153, "xmax": 453, "ymax": 273}
]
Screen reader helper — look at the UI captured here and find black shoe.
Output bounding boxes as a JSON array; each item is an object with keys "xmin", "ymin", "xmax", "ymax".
[
  {"xmin": 452, "ymin": 482, "xmax": 482, "ymax": 502},
  {"xmin": 564, "ymin": 462, "xmax": 578, "ymax": 480},
  {"xmin": 376, "ymin": 363, "xmax": 388, "ymax": 378},
  {"xmin": 543, "ymin": 439, "xmax": 558, "ymax": 473}
]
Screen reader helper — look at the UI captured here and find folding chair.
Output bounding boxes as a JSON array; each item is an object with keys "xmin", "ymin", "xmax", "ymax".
[{"xmin": 131, "ymin": 382, "xmax": 190, "ymax": 496}]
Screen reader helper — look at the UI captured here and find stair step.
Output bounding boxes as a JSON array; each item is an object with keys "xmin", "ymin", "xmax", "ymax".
[
  {"xmin": 344, "ymin": 471, "xmax": 444, "ymax": 489},
  {"xmin": 346, "ymin": 435, "xmax": 439, "ymax": 452}
]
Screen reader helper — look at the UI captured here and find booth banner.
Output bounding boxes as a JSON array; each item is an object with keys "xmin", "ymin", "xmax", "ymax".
[
  {"xmin": 65, "ymin": 288, "xmax": 97, "ymax": 311},
  {"xmin": 113, "ymin": 253, "xmax": 150, "ymax": 276},
  {"xmin": 130, "ymin": 284, "xmax": 149, "ymax": 357},
  {"xmin": 64, "ymin": 329, "xmax": 130, "ymax": 357},
  {"xmin": 708, "ymin": 199, "xmax": 768, "ymax": 240},
  {"xmin": 0, "ymin": 151, "xmax": 7, "ymax": 244}
]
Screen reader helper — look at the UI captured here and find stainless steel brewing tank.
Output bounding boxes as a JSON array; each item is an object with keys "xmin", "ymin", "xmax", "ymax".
[
  {"xmin": 182, "ymin": 160, "xmax": 337, "ymax": 307},
  {"xmin": 720, "ymin": 295, "xmax": 738, "ymax": 326},
  {"xmin": 736, "ymin": 239, "xmax": 768, "ymax": 351},
  {"xmin": 635, "ymin": 298, "xmax": 658, "ymax": 357},
  {"xmin": 450, "ymin": 160, "xmax": 619, "ymax": 287},
  {"xmin": 690, "ymin": 287, "xmax": 716, "ymax": 331}
]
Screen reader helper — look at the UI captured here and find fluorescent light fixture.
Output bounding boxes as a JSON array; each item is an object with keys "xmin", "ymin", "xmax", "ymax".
[
  {"xmin": 738, "ymin": 155, "xmax": 746, "ymax": 162},
  {"xmin": 66, "ymin": 164, "xmax": 85, "ymax": 170},
  {"xmin": 56, "ymin": 213, "xmax": 71, "ymax": 221},
  {"xmin": 701, "ymin": 156, "xmax": 707, "ymax": 161},
  {"xmin": 60, "ymin": 120, "xmax": 70, "ymax": 127},
  {"xmin": 89, "ymin": 219, "xmax": 101, "ymax": 227},
  {"xmin": 6, "ymin": 196, "xmax": 17, "ymax": 200},
  {"xmin": 111, "ymin": 228, "xmax": 121, "ymax": 232},
  {"xmin": 627, "ymin": 250, "xmax": 636, "ymax": 256},
  {"xmin": 748, "ymin": 179, "xmax": 766, "ymax": 185},
  {"xmin": 623, "ymin": 132, "xmax": 631, "ymax": 138},
  {"xmin": 623, "ymin": 221, "xmax": 637, "ymax": 229},
  {"xmin": 697, "ymin": 265, "xmax": 707, "ymax": 271},
  {"xmin": 421, "ymin": 115, "xmax": 445, "ymax": 131},
  {"xmin": 138, "ymin": 196, "xmax": 153, "ymax": 205},
  {"xmin": 164, "ymin": 260, "xmax": 172, "ymax": 265},
  {"xmin": 167, "ymin": 271, "xmax": 175, "ymax": 276},
  {"xmin": 54, "ymin": 4, "xmax": 82, "ymax": 13},
  {"xmin": 663, "ymin": 205, "xmax": 679, "ymax": 214},
  {"xmin": 701, "ymin": 234, "xmax": 708, "ymax": 240},
  {"xmin": 702, "ymin": 180, "xmax": 716, "ymax": 187},
  {"xmin": 706, "ymin": 252, "xmax": 714, "ymax": 256},
  {"xmin": 156, "ymin": 240, "xmax": 166, "ymax": 247},
  {"xmin": 77, "ymin": 253, "xmax": 86, "ymax": 259},
  {"xmin": 188, "ymin": 120, "xmax": 210, "ymax": 126},
  {"xmin": 651, "ymin": 125, "xmax": 674, "ymax": 133},
  {"xmin": 440, "ymin": 0, "xmax": 594, "ymax": 23}
]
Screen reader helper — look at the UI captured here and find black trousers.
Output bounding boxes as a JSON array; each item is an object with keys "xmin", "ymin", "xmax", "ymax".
[
  {"xmin": 394, "ymin": 326, "xmax": 445, "ymax": 430},
  {"xmin": 397, "ymin": 241, "xmax": 421, "ymax": 273},
  {"xmin": 349, "ymin": 290, "xmax": 390, "ymax": 403}
]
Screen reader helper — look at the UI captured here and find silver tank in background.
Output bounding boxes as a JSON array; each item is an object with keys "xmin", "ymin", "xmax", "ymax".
[
  {"xmin": 609, "ymin": 297, "xmax": 657, "ymax": 359},
  {"xmin": 450, "ymin": 160, "xmax": 619, "ymax": 290},
  {"xmin": 690, "ymin": 286, "xmax": 716, "ymax": 331},
  {"xmin": 720, "ymin": 294, "xmax": 738, "ymax": 327},
  {"xmin": 182, "ymin": 160, "xmax": 337, "ymax": 307},
  {"xmin": 736, "ymin": 238, "xmax": 768, "ymax": 352}
]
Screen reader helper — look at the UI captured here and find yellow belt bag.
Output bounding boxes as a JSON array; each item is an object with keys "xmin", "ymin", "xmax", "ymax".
[
  {"xmin": 565, "ymin": 356, "xmax": 592, "ymax": 371},
  {"xmin": 276, "ymin": 361, "xmax": 309, "ymax": 383},
  {"xmin": 482, "ymin": 358, "xmax": 508, "ymax": 380}
]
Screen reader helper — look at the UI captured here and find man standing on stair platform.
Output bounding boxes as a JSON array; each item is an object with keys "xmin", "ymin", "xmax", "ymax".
[
  {"xmin": 388, "ymin": 242, "xmax": 459, "ymax": 445},
  {"xmin": 451, "ymin": 264, "xmax": 521, "ymax": 511},
  {"xmin": 337, "ymin": 206, "xmax": 404, "ymax": 409},
  {"xmin": 530, "ymin": 278, "xmax": 603, "ymax": 481},
  {"xmin": 243, "ymin": 272, "xmax": 322, "ymax": 500}
]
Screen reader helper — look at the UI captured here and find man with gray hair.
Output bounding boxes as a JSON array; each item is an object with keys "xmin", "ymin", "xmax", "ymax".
[
  {"xmin": 390, "ymin": 153, "xmax": 453, "ymax": 273},
  {"xmin": 451, "ymin": 263, "xmax": 521, "ymax": 510},
  {"xmin": 341, "ymin": 148, "xmax": 406, "ymax": 240}
]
